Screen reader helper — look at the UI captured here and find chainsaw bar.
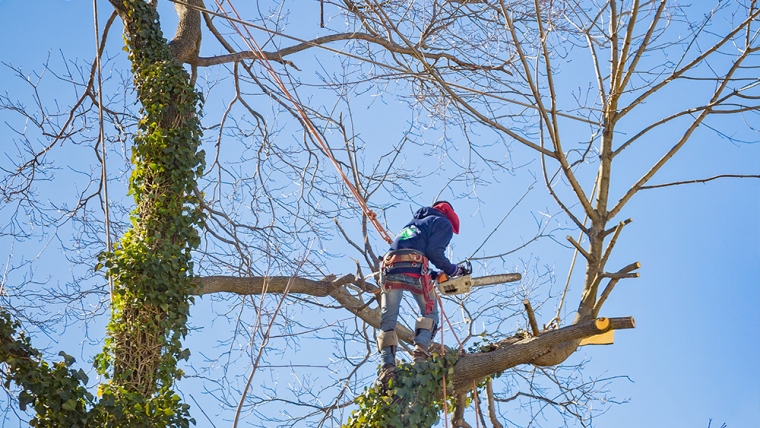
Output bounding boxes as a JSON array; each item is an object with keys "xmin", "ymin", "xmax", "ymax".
[
  {"xmin": 437, "ymin": 273, "xmax": 521, "ymax": 295},
  {"xmin": 471, "ymin": 273, "xmax": 522, "ymax": 288}
]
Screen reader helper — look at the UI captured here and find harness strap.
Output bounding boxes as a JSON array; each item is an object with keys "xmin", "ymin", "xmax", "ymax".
[
  {"xmin": 384, "ymin": 252, "xmax": 426, "ymax": 265},
  {"xmin": 382, "ymin": 250, "xmax": 436, "ymax": 315}
]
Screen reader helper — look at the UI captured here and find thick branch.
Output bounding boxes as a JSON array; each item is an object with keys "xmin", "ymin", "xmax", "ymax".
[
  {"xmin": 194, "ymin": 275, "xmax": 416, "ymax": 343},
  {"xmin": 194, "ymin": 274, "xmax": 353, "ymax": 296},
  {"xmin": 168, "ymin": 0, "xmax": 203, "ymax": 63},
  {"xmin": 451, "ymin": 317, "xmax": 635, "ymax": 393},
  {"xmin": 193, "ymin": 31, "xmax": 484, "ymax": 68},
  {"xmin": 328, "ymin": 284, "xmax": 416, "ymax": 344}
]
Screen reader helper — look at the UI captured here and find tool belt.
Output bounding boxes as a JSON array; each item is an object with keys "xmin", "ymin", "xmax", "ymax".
[{"xmin": 382, "ymin": 249, "xmax": 436, "ymax": 315}]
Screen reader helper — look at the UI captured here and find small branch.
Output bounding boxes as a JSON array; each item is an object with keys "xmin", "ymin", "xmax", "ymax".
[
  {"xmin": 594, "ymin": 278, "xmax": 620, "ymax": 318},
  {"xmin": 599, "ymin": 219, "xmax": 632, "ymax": 272},
  {"xmin": 639, "ymin": 174, "xmax": 760, "ymax": 190},
  {"xmin": 566, "ymin": 235, "xmax": 591, "ymax": 260},
  {"xmin": 594, "ymin": 263, "xmax": 640, "ymax": 316},
  {"xmin": 603, "ymin": 218, "xmax": 632, "ymax": 237},
  {"xmin": 452, "ymin": 394, "xmax": 472, "ymax": 428},
  {"xmin": 486, "ymin": 379, "xmax": 504, "ymax": 428},
  {"xmin": 194, "ymin": 51, "xmax": 297, "ymax": 68},
  {"xmin": 603, "ymin": 272, "xmax": 640, "ymax": 280},
  {"xmin": 619, "ymin": 262, "xmax": 641, "ymax": 274},
  {"xmin": 523, "ymin": 299, "xmax": 541, "ymax": 337},
  {"xmin": 334, "ymin": 218, "xmax": 365, "ymax": 257},
  {"xmin": 604, "ymin": 262, "xmax": 641, "ymax": 279}
]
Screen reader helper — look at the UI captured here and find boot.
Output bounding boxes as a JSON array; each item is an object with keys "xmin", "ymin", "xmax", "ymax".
[
  {"xmin": 376, "ymin": 363, "xmax": 397, "ymax": 393},
  {"xmin": 412, "ymin": 344, "xmax": 431, "ymax": 363}
]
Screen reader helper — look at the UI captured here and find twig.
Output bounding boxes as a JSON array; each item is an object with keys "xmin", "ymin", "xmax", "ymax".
[
  {"xmin": 232, "ymin": 243, "xmax": 313, "ymax": 428},
  {"xmin": 639, "ymin": 174, "xmax": 760, "ymax": 190},
  {"xmin": 523, "ymin": 299, "xmax": 541, "ymax": 337},
  {"xmin": 486, "ymin": 379, "xmax": 504, "ymax": 428}
]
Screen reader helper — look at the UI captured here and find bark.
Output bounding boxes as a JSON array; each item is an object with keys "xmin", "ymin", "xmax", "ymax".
[
  {"xmin": 168, "ymin": 0, "xmax": 203, "ymax": 63},
  {"xmin": 109, "ymin": 0, "xmax": 203, "ymax": 65}
]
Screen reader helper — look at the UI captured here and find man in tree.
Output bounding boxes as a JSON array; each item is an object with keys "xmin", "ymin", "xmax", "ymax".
[{"xmin": 376, "ymin": 201, "xmax": 463, "ymax": 386}]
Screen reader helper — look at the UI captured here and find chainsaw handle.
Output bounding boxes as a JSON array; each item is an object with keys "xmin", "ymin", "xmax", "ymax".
[{"xmin": 458, "ymin": 260, "xmax": 473, "ymax": 276}]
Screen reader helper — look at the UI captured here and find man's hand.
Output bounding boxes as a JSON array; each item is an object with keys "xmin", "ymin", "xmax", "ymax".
[{"xmin": 452, "ymin": 265, "xmax": 465, "ymax": 277}]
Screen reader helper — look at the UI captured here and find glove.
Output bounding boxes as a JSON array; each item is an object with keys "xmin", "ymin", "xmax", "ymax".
[
  {"xmin": 460, "ymin": 261, "xmax": 473, "ymax": 276},
  {"xmin": 451, "ymin": 265, "xmax": 464, "ymax": 277}
]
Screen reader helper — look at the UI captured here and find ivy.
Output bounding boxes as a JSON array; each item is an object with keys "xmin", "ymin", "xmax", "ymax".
[
  {"xmin": 344, "ymin": 350, "xmax": 460, "ymax": 428},
  {"xmin": 0, "ymin": 311, "xmax": 94, "ymax": 428},
  {"xmin": 3, "ymin": 0, "xmax": 199, "ymax": 426},
  {"xmin": 91, "ymin": 0, "xmax": 204, "ymax": 425}
]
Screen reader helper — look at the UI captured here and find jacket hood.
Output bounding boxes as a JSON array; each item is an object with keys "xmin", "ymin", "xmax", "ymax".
[
  {"xmin": 414, "ymin": 205, "xmax": 460, "ymax": 234},
  {"xmin": 413, "ymin": 206, "xmax": 438, "ymax": 220}
]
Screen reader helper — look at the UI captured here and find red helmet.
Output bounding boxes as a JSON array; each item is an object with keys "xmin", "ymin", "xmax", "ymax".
[{"xmin": 433, "ymin": 201, "xmax": 459, "ymax": 234}]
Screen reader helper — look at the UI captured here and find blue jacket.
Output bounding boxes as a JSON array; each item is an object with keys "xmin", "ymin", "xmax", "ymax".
[{"xmin": 389, "ymin": 207, "xmax": 457, "ymax": 275}]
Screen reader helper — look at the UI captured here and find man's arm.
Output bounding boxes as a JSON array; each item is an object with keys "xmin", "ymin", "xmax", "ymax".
[{"xmin": 426, "ymin": 219, "xmax": 456, "ymax": 275}]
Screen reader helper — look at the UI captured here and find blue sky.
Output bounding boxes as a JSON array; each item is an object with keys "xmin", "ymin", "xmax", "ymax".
[{"xmin": 0, "ymin": 1, "xmax": 758, "ymax": 427}]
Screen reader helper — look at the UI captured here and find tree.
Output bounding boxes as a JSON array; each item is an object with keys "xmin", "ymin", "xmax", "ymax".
[{"xmin": 1, "ymin": 0, "xmax": 757, "ymax": 427}]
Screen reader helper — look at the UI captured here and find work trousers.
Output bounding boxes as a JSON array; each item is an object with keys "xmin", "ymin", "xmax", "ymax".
[{"xmin": 379, "ymin": 273, "xmax": 439, "ymax": 366}]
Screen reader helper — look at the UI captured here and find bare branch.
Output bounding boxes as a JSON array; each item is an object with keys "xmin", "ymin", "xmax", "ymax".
[
  {"xmin": 486, "ymin": 379, "xmax": 504, "ymax": 428},
  {"xmin": 594, "ymin": 263, "xmax": 641, "ymax": 316},
  {"xmin": 639, "ymin": 174, "xmax": 760, "ymax": 190}
]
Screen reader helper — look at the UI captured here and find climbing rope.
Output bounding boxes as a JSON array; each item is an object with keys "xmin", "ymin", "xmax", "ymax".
[
  {"xmin": 436, "ymin": 292, "xmax": 483, "ymax": 427},
  {"xmin": 93, "ymin": 0, "xmax": 113, "ymax": 298},
  {"xmin": 199, "ymin": 3, "xmax": 493, "ymax": 424},
  {"xmin": 212, "ymin": 0, "xmax": 393, "ymax": 244},
  {"xmin": 438, "ymin": 295, "xmax": 450, "ymax": 428}
]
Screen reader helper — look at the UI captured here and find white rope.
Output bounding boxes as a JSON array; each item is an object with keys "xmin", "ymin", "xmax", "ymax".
[{"xmin": 93, "ymin": 0, "xmax": 113, "ymax": 298}]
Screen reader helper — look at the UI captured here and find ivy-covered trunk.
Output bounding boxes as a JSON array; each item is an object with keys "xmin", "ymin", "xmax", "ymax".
[{"xmin": 95, "ymin": 0, "xmax": 204, "ymax": 425}]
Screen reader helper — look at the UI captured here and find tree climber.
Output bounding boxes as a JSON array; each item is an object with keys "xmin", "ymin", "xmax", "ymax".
[{"xmin": 376, "ymin": 201, "xmax": 464, "ymax": 388}]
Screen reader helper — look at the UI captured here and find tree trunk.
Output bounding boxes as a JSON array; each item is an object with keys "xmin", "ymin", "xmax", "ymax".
[{"xmin": 101, "ymin": 0, "xmax": 205, "ymax": 405}]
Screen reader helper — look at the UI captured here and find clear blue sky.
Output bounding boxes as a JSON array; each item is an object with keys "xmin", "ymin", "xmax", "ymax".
[{"xmin": 0, "ymin": 1, "xmax": 758, "ymax": 427}]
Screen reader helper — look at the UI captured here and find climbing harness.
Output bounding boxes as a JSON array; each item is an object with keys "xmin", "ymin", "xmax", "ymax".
[{"xmin": 381, "ymin": 249, "xmax": 435, "ymax": 315}]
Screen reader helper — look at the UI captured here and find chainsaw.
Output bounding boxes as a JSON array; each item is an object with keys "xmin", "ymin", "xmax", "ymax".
[{"xmin": 436, "ymin": 260, "xmax": 521, "ymax": 295}]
